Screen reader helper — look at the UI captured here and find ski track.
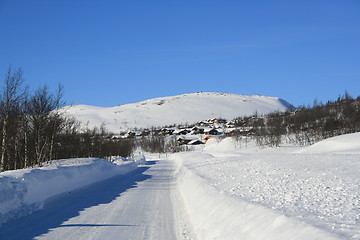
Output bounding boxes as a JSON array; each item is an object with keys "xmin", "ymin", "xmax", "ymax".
[{"xmin": 0, "ymin": 160, "xmax": 185, "ymax": 240}]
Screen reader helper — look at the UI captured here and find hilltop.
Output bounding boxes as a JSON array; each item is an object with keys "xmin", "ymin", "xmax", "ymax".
[{"xmin": 59, "ymin": 92, "xmax": 293, "ymax": 133}]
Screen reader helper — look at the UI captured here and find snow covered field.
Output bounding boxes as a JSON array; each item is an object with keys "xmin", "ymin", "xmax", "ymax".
[
  {"xmin": 172, "ymin": 133, "xmax": 360, "ymax": 239},
  {"xmin": 0, "ymin": 133, "xmax": 359, "ymax": 239}
]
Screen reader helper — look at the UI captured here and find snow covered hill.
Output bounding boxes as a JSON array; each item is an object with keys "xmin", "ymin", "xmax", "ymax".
[{"xmin": 59, "ymin": 92, "xmax": 293, "ymax": 133}]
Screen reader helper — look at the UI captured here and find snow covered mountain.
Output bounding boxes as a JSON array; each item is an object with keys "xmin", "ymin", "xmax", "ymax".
[{"xmin": 59, "ymin": 92, "xmax": 294, "ymax": 133}]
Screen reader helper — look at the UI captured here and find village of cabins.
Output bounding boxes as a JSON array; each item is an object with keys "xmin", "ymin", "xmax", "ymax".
[{"xmin": 109, "ymin": 117, "xmax": 256, "ymax": 145}]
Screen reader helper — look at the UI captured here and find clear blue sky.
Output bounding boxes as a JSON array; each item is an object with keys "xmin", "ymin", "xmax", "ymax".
[{"xmin": 0, "ymin": 0, "xmax": 359, "ymax": 107}]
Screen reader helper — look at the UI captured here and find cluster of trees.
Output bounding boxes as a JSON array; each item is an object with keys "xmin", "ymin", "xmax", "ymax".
[
  {"xmin": 53, "ymin": 127, "xmax": 135, "ymax": 161},
  {"xmin": 0, "ymin": 68, "xmax": 135, "ymax": 172},
  {"xmin": 0, "ymin": 68, "xmax": 64, "ymax": 171},
  {"xmin": 233, "ymin": 92, "xmax": 360, "ymax": 147},
  {"xmin": 137, "ymin": 135, "xmax": 190, "ymax": 153}
]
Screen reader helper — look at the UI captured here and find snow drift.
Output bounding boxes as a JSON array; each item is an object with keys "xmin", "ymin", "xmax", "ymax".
[
  {"xmin": 296, "ymin": 132, "xmax": 360, "ymax": 154},
  {"xmin": 59, "ymin": 92, "xmax": 293, "ymax": 132},
  {"xmin": 172, "ymin": 133, "xmax": 360, "ymax": 240},
  {"xmin": 174, "ymin": 155, "xmax": 340, "ymax": 240},
  {"xmin": 0, "ymin": 157, "xmax": 144, "ymax": 225}
]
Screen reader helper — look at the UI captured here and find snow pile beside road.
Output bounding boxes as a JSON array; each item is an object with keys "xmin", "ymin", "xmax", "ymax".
[
  {"xmin": 172, "ymin": 133, "xmax": 360, "ymax": 240},
  {"xmin": 0, "ymin": 157, "xmax": 138, "ymax": 225}
]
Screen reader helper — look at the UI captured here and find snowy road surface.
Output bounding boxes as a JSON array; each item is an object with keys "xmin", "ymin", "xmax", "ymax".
[
  {"xmin": 0, "ymin": 160, "xmax": 183, "ymax": 240},
  {"xmin": 2, "ymin": 133, "xmax": 359, "ymax": 240}
]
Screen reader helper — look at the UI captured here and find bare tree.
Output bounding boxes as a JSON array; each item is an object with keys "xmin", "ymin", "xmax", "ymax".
[
  {"xmin": 0, "ymin": 67, "xmax": 26, "ymax": 171},
  {"xmin": 25, "ymin": 85, "xmax": 65, "ymax": 166}
]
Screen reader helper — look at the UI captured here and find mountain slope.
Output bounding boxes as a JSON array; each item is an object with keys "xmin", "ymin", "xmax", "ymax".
[{"xmin": 59, "ymin": 92, "xmax": 293, "ymax": 133}]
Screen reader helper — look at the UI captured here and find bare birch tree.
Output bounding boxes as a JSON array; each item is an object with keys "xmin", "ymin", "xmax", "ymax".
[
  {"xmin": 25, "ymin": 85, "xmax": 65, "ymax": 166},
  {"xmin": 0, "ymin": 67, "xmax": 26, "ymax": 171}
]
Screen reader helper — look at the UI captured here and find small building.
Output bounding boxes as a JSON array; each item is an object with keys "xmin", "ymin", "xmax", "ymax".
[
  {"xmin": 191, "ymin": 126, "xmax": 205, "ymax": 134},
  {"xmin": 204, "ymin": 128, "xmax": 220, "ymax": 135},
  {"xmin": 187, "ymin": 139, "xmax": 204, "ymax": 145},
  {"xmin": 173, "ymin": 129, "xmax": 189, "ymax": 135},
  {"xmin": 197, "ymin": 120, "xmax": 209, "ymax": 126},
  {"xmin": 203, "ymin": 136, "xmax": 211, "ymax": 143},
  {"xmin": 161, "ymin": 128, "xmax": 177, "ymax": 135},
  {"xmin": 214, "ymin": 118, "xmax": 227, "ymax": 124},
  {"xmin": 125, "ymin": 131, "xmax": 136, "ymax": 138},
  {"xmin": 141, "ymin": 129, "xmax": 151, "ymax": 136},
  {"xmin": 225, "ymin": 128, "xmax": 239, "ymax": 136},
  {"xmin": 177, "ymin": 136, "xmax": 199, "ymax": 145}
]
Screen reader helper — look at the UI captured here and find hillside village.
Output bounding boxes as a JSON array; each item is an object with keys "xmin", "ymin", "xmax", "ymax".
[
  {"xmin": 108, "ymin": 94, "xmax": 360, "ymax": 148},
  {"xmin": 111, "ymin": 117, "xmax": 255, "ymax": 145}
]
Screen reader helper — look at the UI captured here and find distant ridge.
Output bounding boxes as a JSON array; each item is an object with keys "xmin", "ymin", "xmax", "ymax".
[{"xmin": 59, "ymin": 92, "xmax": 294, "ymax": 133}]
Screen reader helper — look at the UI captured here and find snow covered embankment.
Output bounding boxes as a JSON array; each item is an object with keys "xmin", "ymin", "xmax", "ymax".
[
  {"xmin": 0, "ymin": 157, "xmax": 145, "ymax": 225},
  {"xmin": 171, "ymin": 132, "xmax": 360, "ymax": 240},
  {"xmin": 173, "ymin": 152, "xmax": 341, "ymax": 240}
]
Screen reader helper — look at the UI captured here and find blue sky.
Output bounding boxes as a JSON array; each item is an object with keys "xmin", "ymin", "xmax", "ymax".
[{"xmin": 0, "ymin": 0, "xmax": 359, "ymax": 107}]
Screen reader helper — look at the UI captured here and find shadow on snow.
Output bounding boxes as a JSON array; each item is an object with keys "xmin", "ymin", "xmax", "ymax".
[{"xmin": 0, "ymin": 163, "xmax": 154, "ymax": 240}]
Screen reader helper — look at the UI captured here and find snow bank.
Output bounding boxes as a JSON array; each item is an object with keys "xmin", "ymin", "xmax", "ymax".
[
  {"xmin": 203, "ymin": 136, "xmax": 260, "ymax": 153},
  {"xmin": 296, "ymin": 132, "xmax": 360, "ymax": 154},
  {"xmin": 172, "ymin": 152, "xmax": 342, "ymax": 240},
  {"xmin": 172, "ymin": 134, "xmax": 360, "ymax": 239},
  {"xmin": 0, "ymin": 157, "xmax": 139, "ymax": 225}
]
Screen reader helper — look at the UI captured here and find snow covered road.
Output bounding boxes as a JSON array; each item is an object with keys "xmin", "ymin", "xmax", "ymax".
[
  {"xmin": 1, "ymin": 133, "xmax": 359, "ymax": 240},
  {"xmin": 0, "ymin": 160, "xmax": 183, "ymax": 240}
]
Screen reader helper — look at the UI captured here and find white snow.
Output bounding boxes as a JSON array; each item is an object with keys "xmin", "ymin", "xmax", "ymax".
[
  {"xmin": 0, "ymin": 157, "xmax": 143, "ymax": 226},
  {"xmin": 58, "ymin": 92, "xmax": 293, "ymax": 132},
  {"xmin": 296, "ymin": 132, "xmax": 360, "ymax": 154},
  {"xmin": 1, "ymin": 133, "xmax": 359, "ymax": 239},
  {"xmin": 171, "ymin": 133, "xmax": 360, "ymax": 239},
  {"xmin": 0, "ymin": 158, "xmax": 180, "ymax": 240}
]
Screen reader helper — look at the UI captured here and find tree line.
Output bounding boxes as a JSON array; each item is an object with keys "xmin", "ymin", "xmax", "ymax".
[
  {"xmin": 0, "ymin": 68, "xmax": 135, "ymax": 172},
  {"xmin": 233, "ymin": 91, "xmax": 360, "ymax": 147}
]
